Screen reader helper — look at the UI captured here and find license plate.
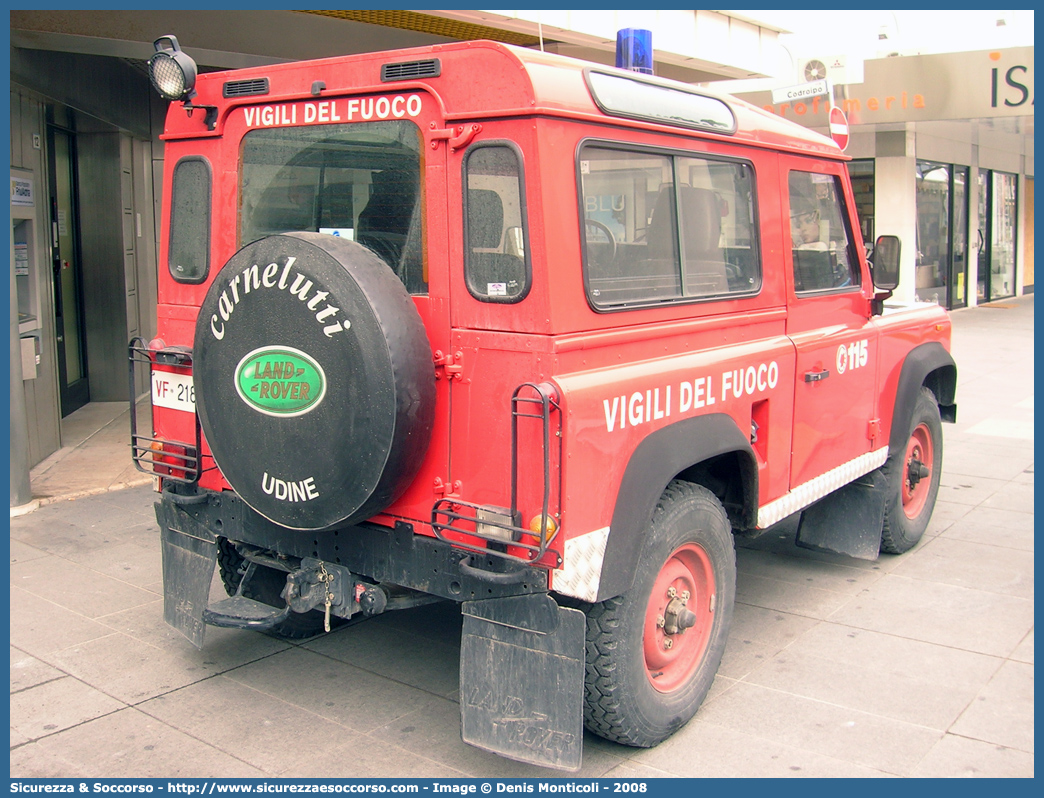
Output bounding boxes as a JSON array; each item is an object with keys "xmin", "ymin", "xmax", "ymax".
[{"xmin": 152, "ymin": 370, "xmax": 196, "ymax": 413}]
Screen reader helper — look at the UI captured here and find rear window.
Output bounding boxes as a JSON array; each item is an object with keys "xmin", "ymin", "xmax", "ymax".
[
  {"xmin": 239, "ymin": 120, "xmax": 426, "ymax": 294},
  {"xmin": 463, "ymin": 142, "xmax": 531, "ymax": 302},
  {"xmin": 168, "ymin": 157, "xmax": 211, "ymax": 283},
  {"xmin": 579, "ymin": 143, "xmax": 760, "ymax": 310}
]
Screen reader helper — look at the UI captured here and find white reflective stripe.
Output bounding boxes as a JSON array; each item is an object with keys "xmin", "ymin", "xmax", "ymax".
[
  {"xmin": 554, "ymin": 447, "xmax": 889, "ymax": 599},
  {"xmin": 552, "ymin": 526, "xmax": 610, "ymax": 603},
  {"xmin": 757, "ymin": 446, "xmax": 889, "ymax": 529}
]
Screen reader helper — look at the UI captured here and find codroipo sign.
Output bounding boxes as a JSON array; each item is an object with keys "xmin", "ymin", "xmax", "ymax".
[{"xmin": 235, "ymin": 346, "xmax": 327, "ymax": 417}]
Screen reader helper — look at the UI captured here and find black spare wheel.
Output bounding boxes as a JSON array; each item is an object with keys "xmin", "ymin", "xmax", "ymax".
[{"xmin": 194, "ymin": 232, "xmax": 435, "ymax": 531}]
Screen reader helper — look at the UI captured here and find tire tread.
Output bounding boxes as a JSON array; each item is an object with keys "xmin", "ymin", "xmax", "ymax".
[{"xmin": 880, "ymin": 387, "xmax": 943, "ymax": 555}]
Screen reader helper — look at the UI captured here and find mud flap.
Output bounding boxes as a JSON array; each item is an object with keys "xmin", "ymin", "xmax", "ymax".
[
  {"xmin": 460, "ymin": 593, "xmax": 586, "ymax": 771},
  {"xmin": 796, "ymin": 471, "xmax": 887, "ymax": 560},
  {"xmin": 157, "ymin": 502, "xmax": 218, "ymax": 648}
]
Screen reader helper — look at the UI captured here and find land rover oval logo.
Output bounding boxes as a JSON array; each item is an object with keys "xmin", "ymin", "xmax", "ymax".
[{"xmin": 234, "ymin": 346, "xmax": 327, "ymax": 417}]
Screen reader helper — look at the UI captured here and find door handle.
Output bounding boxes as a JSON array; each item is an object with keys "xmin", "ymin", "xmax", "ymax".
[{"xmin": 804, "ymin": 369, "xmax": 830, "ymax": 383}]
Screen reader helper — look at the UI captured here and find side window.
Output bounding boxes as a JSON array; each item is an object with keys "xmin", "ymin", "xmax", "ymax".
[
  {"xmin": 582, "ymin": 148, "xmax": 678, "ymax": 306},
  {"xmin": 464, "ymin": 144, "xmax": 530, "ymax": 302},
  {"xmin": 788, "ymin": 171, "xmax": 859, "ymax": 293},
  {"xmin": 580, "ymin": 144, "xmax": 760, "ymax": 310},
  {"xmin": 677, "ymin": 156, "xmax": 760, "ymax": 295},
  {"xmin": 168, "ymin": 157, "xmax": 211, "ymax": 283}
]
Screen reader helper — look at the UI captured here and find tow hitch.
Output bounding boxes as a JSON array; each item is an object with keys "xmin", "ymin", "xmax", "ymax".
[
  {"xmin": 204, "ymin": 557, "xmax": 351, "ymax": 633},
  {"xmin": 158, "ymin": 495, "xmax": 361, "ymax": 646}
]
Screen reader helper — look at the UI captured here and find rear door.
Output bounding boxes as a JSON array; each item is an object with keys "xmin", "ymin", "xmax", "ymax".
[
  {"xmin": 446, "ymin": 135, "xmax": 540, "ymax": 513},
  {"xmin": 206, "ymin": 93, "xmax": 454, "ymax": 519},
  {"xmin": 783, "ymin": 159, "xmax": 880, "ymax": 489}
]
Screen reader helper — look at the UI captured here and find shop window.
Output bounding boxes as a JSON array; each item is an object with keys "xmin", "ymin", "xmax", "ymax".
[
  {"xmin": 847, "ymin": 159, "xmax": 875, "ymax": 245},
  {"xmin": 579, "ymin": 143, "xmax": 760, "ymax": 310},
  {"xmin": 787, "ymin": 171, "xmax": 859, "ymax": 293},
  {"xmin": 915, "ymin": 161, "xmax": 951, "ymax": 305},
  {"xmin": 463, "ymin": 143, "xmax": 530, "ymax": 302},
  {"xmin": 168, "ymin": 157, "xmax": 211, "ymax": 283}
]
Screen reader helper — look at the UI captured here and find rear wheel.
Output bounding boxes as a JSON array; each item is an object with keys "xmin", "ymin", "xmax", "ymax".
[
  {"xmin": 583, "ymin": 481, "xmax": 735, "ymax": 747},
  {"xmin": 880, "ymin": 387, "xmax": 943, "ymax": 554}
]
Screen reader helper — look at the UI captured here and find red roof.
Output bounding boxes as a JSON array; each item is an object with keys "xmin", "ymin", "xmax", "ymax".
[{"xmin": 173, "ymin": 39, "xmax": 844, "ymax": 158}]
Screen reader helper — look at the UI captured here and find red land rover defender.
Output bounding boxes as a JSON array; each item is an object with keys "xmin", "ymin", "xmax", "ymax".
[{"xmin": 133, "ymin": 37, "xmax": 956, "ymax": 770}]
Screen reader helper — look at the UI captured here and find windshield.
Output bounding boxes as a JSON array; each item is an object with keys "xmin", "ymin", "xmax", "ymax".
[{"xmin": 239, "ymin": 120, "xmax": 426, "ymax": 293}]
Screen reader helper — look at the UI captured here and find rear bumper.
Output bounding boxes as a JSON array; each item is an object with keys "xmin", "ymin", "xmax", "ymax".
[{"xmin": 155, "ymin": 486, "xmax": 550, "ymax": 612}]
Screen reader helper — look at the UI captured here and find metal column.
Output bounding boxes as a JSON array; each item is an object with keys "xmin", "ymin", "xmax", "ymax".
[{"xmin": 10, "ymin": 237, "xmax": 36, "ymax": 515}]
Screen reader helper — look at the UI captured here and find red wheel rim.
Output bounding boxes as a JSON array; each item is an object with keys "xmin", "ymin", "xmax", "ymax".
[
  {"xmin": 643, "ymin": 542, "xmax": 716, "ymax": 693},
  {"xmin": 902, "ymin": 422, "xmax": 934, "ymax": 519}
]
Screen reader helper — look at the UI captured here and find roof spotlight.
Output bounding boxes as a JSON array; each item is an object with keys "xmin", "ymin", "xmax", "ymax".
[{"xmin": 149, "ymin": 35, "xmax": 198, "ymax": 102}]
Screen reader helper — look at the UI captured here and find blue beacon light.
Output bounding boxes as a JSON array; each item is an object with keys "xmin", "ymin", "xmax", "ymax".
[{"xmin": 615, "ymin": 28, "xmax": 653, "ymax": 74}]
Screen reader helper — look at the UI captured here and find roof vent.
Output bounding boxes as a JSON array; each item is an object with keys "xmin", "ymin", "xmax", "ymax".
[
  {"xmin": 381, "ymin": 59, "xmax": 441, "ymax": 82},
  {"xmin": 223, "ymin": 78, "xmax": 270, "ymax": 98}
]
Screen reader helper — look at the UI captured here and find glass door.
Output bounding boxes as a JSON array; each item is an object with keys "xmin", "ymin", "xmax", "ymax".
[
  {"xmin": 913, "ymin": 161, "xmax": 970, "ymax": 309},
  {"xmin": 977, "ymin": 170, "xmax": 1019, "ymax": 303},
  {"xmin": 950, "ymin": 167, "xmax": 969, "ymax": 309},
  {"xmin": 915, "ymin": 161, "xmax": 950, "ymax": 306},
  {"xmin": 47, "ymin": 124, "xmax": 90, "ymax": 416},
  {"xmin": 990, "ymin": 172, "xmax": 1018, "ymax": 300}
]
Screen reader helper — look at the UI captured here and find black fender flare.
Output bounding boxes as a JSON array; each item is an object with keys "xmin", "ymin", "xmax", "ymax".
[
  {"xmin": 888, "ymin": 342, "xmax": 957, "ymax": 454},
  {"xmin": 594, "ymin": 413, "xmax": 758, "ymax": 602}
]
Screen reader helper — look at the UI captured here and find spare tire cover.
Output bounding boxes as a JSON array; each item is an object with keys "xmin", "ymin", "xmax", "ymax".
[{"xmin": 194, "ymin": 232, "xmax": 434, "ymax": 531}]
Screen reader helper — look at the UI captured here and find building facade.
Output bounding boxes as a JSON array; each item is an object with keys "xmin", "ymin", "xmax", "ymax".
[{"xmin": 735, "ymin": 47, "xmax": 1034, "ymax": 308}]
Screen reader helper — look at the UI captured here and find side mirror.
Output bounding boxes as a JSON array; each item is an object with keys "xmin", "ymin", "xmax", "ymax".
[
  {"xmin": 869, "ymin": 235, "xmax": 900, "ymax": 316},
  {"xmin": 869, "ymin": 235, "xmax": 900, "ymax": 291}
]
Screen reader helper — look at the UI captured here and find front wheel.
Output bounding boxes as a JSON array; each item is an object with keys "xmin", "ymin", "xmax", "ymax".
[
  {"xmin": 880, "ymin": 386, "xmax": 943, "ymax": 554},
  {"xmin": 583, "ymin": 481, "xmax": 735, "ymax": 747}
]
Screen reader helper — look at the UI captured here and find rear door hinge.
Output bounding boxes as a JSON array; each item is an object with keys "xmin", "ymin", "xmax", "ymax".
[
  {"xmin": 434, "ymin": 349, "xmax": 463, "ymax": 380},
  {"xmin": 427, "ymin": 122, "xmax": 481, "ymax": 151},
  {"xmin": 867, "ymin": 418, "xmax": 881, "ymax": 441},
  {"xmin": 433, "ymin": 477, "xmax": 463, "ymax": 499}
]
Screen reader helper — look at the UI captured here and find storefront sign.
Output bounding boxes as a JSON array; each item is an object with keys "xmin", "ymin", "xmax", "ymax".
[
  {"xmin": 740, "ymin": 47, "xmax": 1033, "ymax": 125},
  {"xmin": 11, "ymin": 175, "xmax": 33, "ymax": 206},
  {"xmin": 991, "ymin": 52, "xmax": 1032, "ymax": 109}
]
